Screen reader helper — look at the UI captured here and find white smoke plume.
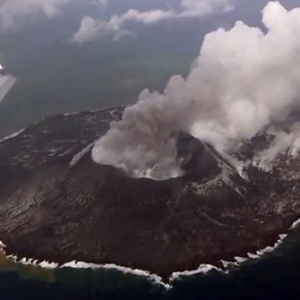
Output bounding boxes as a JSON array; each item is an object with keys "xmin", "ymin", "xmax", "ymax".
[{"xmin": 92, "ymin": 1, "xmax": 300, "ymax": 180}]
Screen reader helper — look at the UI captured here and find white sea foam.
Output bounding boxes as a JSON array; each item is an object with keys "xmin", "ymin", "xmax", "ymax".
[
  {"xmin": 220, "ymin": 260, "xmax": 238, "ymax": 269},
  {"xmin": 0, "ymin": 226, "xmax": 296, "ymax": 288},
  {"xmin": 171, "ymin": 264, "xmax": 223, "ymax": 282},
  {"xmin": 61, "ymin": 261, "xmax": 171, "ymax": 289}
]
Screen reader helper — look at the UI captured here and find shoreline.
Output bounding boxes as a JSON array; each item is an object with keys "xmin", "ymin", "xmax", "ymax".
[{"xmin": 0, "ymin": 218, "xmax": 298, "ymax": 287}]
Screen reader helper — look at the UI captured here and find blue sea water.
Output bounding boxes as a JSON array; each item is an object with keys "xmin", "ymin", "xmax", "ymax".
[{"xmin": 1, "ymin": 227, "xmax": 300, "ymax": 300}]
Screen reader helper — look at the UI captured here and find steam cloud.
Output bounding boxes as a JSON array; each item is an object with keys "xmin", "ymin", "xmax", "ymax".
[
  {"xmin": 92, "ymin": 2, "xmax": 300, "ymax": 180},
  {"xmin": 72, "ymin": 0, "xmax": 234, "ymax": 43}
]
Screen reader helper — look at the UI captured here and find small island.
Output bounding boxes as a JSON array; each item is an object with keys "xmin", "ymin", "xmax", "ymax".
[{"xmin": 0, "ymin": 106, "xmax": 300, "ymax": 279}]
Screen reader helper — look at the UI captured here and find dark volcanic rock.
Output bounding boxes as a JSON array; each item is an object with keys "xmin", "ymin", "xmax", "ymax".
[
  {"xmin": 176, "ymin": 131, "xmax": 221, "ymax": 182},
  {"xmin": 1, "ymin": 107, "xmax": 300, "ymax": 279}
]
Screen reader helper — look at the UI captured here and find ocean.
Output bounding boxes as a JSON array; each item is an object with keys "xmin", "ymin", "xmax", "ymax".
[{"xmin": 1, "ymin": 224, "xmax": 300, "ymax": 300}]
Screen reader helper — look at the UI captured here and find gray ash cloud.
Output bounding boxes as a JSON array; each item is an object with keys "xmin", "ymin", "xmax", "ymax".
[{"xmin": 92, "ymin": 2, "xmax": 300, "ymax": 180}]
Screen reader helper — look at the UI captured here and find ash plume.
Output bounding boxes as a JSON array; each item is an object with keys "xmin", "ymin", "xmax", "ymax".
[{"xmin": 92, "ymin": 1, "xmax": 300, "ymax": 180}]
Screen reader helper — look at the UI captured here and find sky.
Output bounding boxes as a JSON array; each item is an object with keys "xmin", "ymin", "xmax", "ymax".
[{"xmin": 0, "ymin": 0, "xmax": 299, "ymax": 137}]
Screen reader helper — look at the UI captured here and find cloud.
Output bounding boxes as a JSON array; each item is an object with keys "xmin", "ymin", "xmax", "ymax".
[
  {"xmin": 72, "ymin": 8, "xmax": 175, "ymax": 43},
  {"xmin": 0, "ymin": 0, "xmax": 71, "ymax": 30},
  {"xmin": 92, "ymin": 2, "xmax": 300, "ymax": 180},
  {"xmin": 72, "ymin": 0, "xmax": 235, "ymax": 43},
  {"xmin": 94, "ymin": 0, "xmax": 108, "ymax": 5},
  {"xmin": 180, "ymin": 0, "xmax": 235, "ymax": 16}
]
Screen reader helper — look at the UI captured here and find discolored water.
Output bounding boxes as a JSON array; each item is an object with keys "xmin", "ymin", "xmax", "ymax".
[{"xmin": 1, "ymin": 225, "xmax": 300, "ymax": 300}]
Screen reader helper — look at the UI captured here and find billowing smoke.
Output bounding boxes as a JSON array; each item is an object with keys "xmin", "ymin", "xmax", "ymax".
[{"xmin": 92, "ymin": 2, "xmax": 300, "ymax": 180}]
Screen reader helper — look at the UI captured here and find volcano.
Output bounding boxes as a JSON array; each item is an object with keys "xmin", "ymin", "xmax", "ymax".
[{"xmin": 1, "ymin": 106, "xmax": 300, "ymax": 279}]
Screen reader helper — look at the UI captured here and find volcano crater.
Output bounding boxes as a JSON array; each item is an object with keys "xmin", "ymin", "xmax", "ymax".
[{"xmin": 1, "ymin": 106, "xmax": 300, "ymax": 279}]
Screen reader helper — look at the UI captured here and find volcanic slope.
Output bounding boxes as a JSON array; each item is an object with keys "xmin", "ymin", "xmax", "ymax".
[{"xmin": 1, "ymin": 106, "xmax": 300, "ymax": 278}]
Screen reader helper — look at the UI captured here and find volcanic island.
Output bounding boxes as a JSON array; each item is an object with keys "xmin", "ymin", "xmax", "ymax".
[{"xmin": 1, "ymin": 106, "xmax": 300, "ymax": 280}]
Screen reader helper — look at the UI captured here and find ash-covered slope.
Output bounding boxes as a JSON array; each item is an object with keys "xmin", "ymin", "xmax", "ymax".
[{"xmin": 1, "ymin": 107, "xmax": 300, "ymax": 278}]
